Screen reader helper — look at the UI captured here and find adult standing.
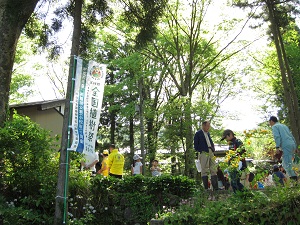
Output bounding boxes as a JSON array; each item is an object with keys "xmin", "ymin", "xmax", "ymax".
[
  {"xmin": 80, "ymin": 151, "xmax": 99, "ymax": 175},
  {"xmin": 194, "ymin": 120, "xmax": 218, "ymax": 191},
  {"xmin": 107, "ymin": 144, "xmax": 125, "ymax": 179},
  {"xmin": 269, "ymin": 116, "xmax": 298, "ymax": 182}
]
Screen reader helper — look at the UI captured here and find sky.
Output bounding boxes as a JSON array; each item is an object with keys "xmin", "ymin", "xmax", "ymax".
[
  {"xmin": 220, "ymin": 91, "xmax": 270, "ymax": 132},
  {"xmin": 25, "ymin": 0, "xmax": 281, "ymax": 132}
]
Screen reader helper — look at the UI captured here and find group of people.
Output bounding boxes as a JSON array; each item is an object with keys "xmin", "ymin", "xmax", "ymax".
[
  {"xmin": 81, "ymin": 115, "xmax": 298, "ymax": 187},
  {"xmin": 194, "ymin": 116, "xmax": 298, "ymax": 193},
  {"xmin": 81, "ymin": 144, "xmax": 162, "ymax": 178}
]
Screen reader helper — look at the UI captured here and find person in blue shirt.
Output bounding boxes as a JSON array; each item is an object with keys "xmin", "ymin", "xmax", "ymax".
[{"xmin": 269, "ymin": 116, "xmax": 298, "ymax": 182}]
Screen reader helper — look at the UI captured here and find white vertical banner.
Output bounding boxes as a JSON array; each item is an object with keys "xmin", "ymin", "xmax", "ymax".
[{"xmin": 69, "ymin": 57, "xmax": 106, "ymax": 155}]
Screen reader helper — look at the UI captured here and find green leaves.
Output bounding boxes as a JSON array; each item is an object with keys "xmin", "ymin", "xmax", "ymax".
[
  {"xmin": 122, "ymin": 0, "xmax": 168, "ymax": 48},
  {"xmin": 163, "ymin": 186, "xmax": 300, "ymax": 225},
  {"xmin": 67, "ymin": 174, "xmax": 196, "ymax": 224},
  {"xmin": 0, "ymin": 112, "xmax": 59, "ymax": 224}
]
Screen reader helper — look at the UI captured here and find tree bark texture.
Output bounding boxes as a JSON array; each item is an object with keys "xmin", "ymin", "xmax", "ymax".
[
  {"xmin": 0, "ymin": 0, "xmax": 39, "ymax": 126},
  {"xmin": 146, "ymin": 117, "xmax": 157, "ymax": 169},
  {"xmin": 54, "ymin": 0, "xmax": 82, "ymax": 224},
  {"xmin": 139, "ymin": 77, "xmax": 145, "ymax": 174},
  {"xmin": 129, "ymin": 115, "xmax": 134, "ymax": 158},
  {"xmin": 183, "ymin": 98, "xmax": 195, "ymax": 177}
]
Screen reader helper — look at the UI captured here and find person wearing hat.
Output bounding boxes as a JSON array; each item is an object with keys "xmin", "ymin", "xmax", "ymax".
[
  {"xmin": 269, "ymin": 116, "xmax": 298, "ymax": 182},
  {"xmin": 193, "ymin": 120, "xmax": 219, "ymax": 191},
  {"xmin": 107, "ymin": 144, "xmax": 125, "ymax": 179},
  {"xmin": 221, "ymin": 129, "xmax": 248, "ymax": 192},
  {"xmin": 131, "ymin": 154, "xmax": 143, "ymax": 175},
  {"xmin": 97, "ymin": 149, "xmax": 109, "ymax": 177}
]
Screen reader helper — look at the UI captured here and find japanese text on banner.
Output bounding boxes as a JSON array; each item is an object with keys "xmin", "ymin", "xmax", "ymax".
[{"xmin": 70, "ymin": 57, "xmax": 106, "ymax": 156}]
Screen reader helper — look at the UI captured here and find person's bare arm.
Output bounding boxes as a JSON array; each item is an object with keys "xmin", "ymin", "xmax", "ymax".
[
  {"xmin": 86, "ymin": 160, "xmax": 99, "ymax": 169},
  {"xmin": 97, "ymin": 162, "xmax": 107, "ymax": 174}
]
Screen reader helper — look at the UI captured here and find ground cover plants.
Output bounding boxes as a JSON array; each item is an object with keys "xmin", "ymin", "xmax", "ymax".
[{"xmin": 161, "ymin": 186, "xmax": 300, "ymax": 225}]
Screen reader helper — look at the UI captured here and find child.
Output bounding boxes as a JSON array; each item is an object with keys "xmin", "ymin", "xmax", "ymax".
[
  {"xmin": 97, "ymin": 150, "xmax": 109, "ymax": 177},
  {"xmin": 131, "ymin": 154, "xmax": 143, "ymax": 175},
  {"xmin": 150, "ymin": 159, "xmax": 161, "ymax": 176},
  {"xmin": 273, "ymin": 164, "xmax": 287, "ymax": 186},
  {"xmin": 221, "ymin": 129, "xmax": 247, "ymax": 192},
  {"xmin": 264, "ymin": 171, "xmax": 274, "ymax": 187}
]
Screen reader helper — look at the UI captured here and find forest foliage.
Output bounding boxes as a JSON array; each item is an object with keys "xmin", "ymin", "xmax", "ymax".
[{"xmin": 1, "ymin": 0, "xmax": 300, "ymax": 223}]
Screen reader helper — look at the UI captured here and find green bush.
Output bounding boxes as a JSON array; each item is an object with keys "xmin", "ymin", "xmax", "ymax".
[
  {"xmin": 68, "ymin": 174, "xmax": 197, "ymax": 224},
  {"xmin": 162, "ymin": 187, "xmax": 300, "ymax": 225},
  {"xmin": 0, "ymin": 114, "xmax": 197, "ymax": 224},
  {"xmin": 0, "ymin": 113, "xmax": 59, "ymax": 224}
]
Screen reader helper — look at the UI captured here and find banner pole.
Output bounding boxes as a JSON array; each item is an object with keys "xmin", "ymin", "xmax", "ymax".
[{"xmin": 63, "ymin": 55, "xmax": 78, "ymax": 224}]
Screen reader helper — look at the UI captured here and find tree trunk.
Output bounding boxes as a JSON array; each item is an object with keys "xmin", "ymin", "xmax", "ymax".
[
  {"xmin": 277, "ymin": 26, "xmax": 300, "ymax": 145},
  {"xmin": 110, "ymin": 110, "xmax": 116, "ymax": 143},
  {"xmin": 171, "ymin": 147, "xmax": 177, "ymax": 175},
  {"xmin": 139, "ymin": 77, "xmax": 145, "ymax": 174},
  {"xmin": 183, "ymin": 98, "xmax": 195, "ymax": 177},
  {"xmin": 147, "ymin": 117, "xmax": 157, "ymax": 169},
  {"xmin": 129, "ymin": 115, "xmax": 134, "ymax": 157},
  {"xmin": 108, "ymin": 71, "xmax": 116, "ymax": 144},
  {"xmin": 0, "ymin": 0, "xmax": 39, "ymax": 126},
  {"xmin": 54, "ymin": 0, "xmax": 82, "ymax": 224},
  {"xmin": 266, "ymin": 0, "xmax": 300, "ymax": 145}
]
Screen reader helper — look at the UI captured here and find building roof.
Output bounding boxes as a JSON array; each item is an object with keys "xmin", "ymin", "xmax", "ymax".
[{"xmin": 10, "ymin": 99, "xmax": 65, "ymax": 111}]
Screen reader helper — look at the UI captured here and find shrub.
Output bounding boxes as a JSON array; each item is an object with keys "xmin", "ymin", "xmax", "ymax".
[
  {"xmin": 68, "ymin": 174, "xmax": 197, "ymax": 224},
  {"xmin": 162, "ymin": 186, "xmax": 300, "ymax": 225},
  {"xmin": 0, "ymin": 113, "xmax": 59, "ymax": 224}
]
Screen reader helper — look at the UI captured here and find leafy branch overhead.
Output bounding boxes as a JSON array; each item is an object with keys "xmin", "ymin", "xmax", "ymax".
[{"xmin": 121, "ymin": 0, "xmax": 168, "ymax": 48}]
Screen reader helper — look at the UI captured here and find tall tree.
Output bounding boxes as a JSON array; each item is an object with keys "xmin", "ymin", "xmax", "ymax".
[
  {"xmin": 143, "ymin": 0, "xmax": 255, "ymax": 176},
  {"xmin": 233, "ymin": 0, "xmax": 300, "ymax": 144},
  {"xmin": 0, "ymin": 0, "xmax": 40, "ymax": 126}
]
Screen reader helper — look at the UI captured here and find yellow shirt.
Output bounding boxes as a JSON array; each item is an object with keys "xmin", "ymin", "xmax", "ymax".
[
  {"xmin": 107, "ymin": 149, "xmax": 124, "ymax": 175},
  {"xmin": 101, "ymin": 157, "xmax": 109, "ymax": 177}
]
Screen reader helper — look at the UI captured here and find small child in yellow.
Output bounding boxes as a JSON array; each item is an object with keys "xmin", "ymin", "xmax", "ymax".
[{"xmin": 97, "ymin": 150, "xmax": 109, "ymax": 177}]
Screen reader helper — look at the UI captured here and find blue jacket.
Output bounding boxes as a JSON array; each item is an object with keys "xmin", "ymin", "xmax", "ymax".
[
  {"xmin": 194, "ymin": 129, "xmax": 215, "ymax": 153},
  {"xmin": 272, "ymin": 122, "xmax": 297, "ymax": 153}
]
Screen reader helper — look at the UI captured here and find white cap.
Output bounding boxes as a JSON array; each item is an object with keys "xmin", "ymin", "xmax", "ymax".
[{"xmin": 133, "ymin": 154, "xmax": 142, "ymax": 160}]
